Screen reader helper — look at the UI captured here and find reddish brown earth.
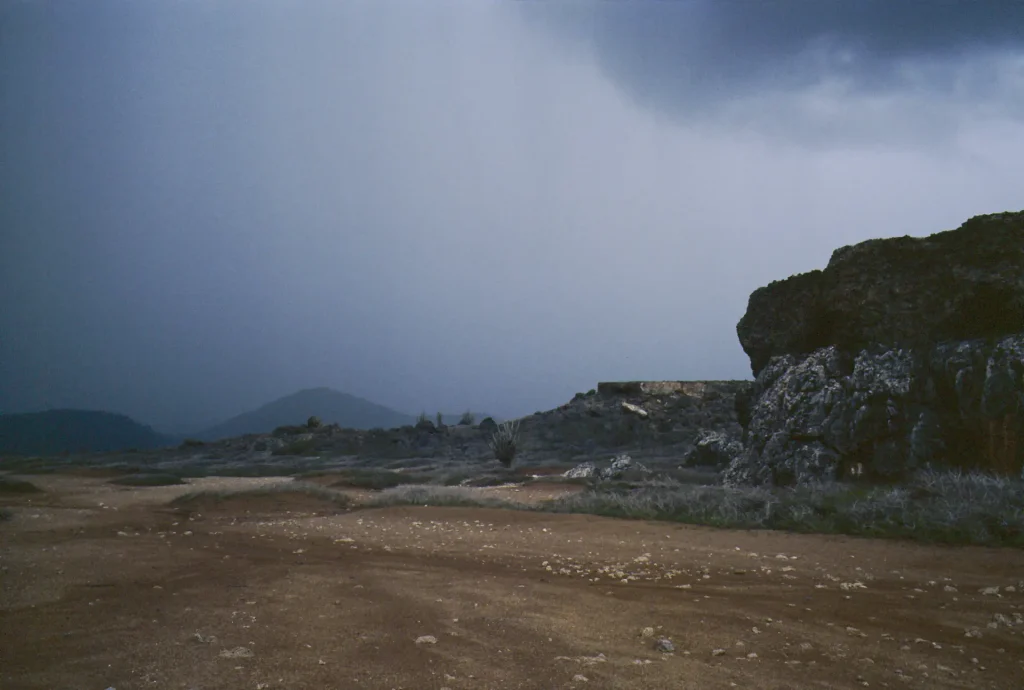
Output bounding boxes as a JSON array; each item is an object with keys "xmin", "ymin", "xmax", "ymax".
[{"xmin": 2, "ymin": 475, "xmax": 1024, "ymax": 690}]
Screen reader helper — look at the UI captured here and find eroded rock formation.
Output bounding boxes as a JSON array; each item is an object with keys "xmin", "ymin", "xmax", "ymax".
[
  {"xmin": 730, "ymin": 211, "xmax": 1024, "ymax": 485},
  {"xmin": 737, "ymin": 211, "xmax": 1023, "ymax": 377}
]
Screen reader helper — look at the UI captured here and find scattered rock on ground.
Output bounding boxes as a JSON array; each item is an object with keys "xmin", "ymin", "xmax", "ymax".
[
  {"xmin": 564, "ymin": 462, "xmax": 597, "ymax": 479},
  {"xmin": 599, "ymin": 454, "xmax": 650, "ymax": 481}
]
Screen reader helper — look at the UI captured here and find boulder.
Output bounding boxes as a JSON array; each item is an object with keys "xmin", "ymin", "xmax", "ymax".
[
  {"xmin": 598, "ymin": 453, "xmax": 651, "ymax": 481},
  {"xmin": 564, "ymin": 461, "xmax": 597, "ymax": 479},
  {"xmin": 655, "ymin": 638, "xmax": 675, "ymax": 653},
  {"xmin": 683, "ymin": 429, "xmax": 743, "ymax": 468}
]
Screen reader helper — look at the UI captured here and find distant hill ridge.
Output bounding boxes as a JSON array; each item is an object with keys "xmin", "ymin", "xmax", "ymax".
[
  {"xmin": 0, "ymin": 409, "xmax": 174, "ymax": 456},
  {"xmin": 194, "ymin": 387, "xmax": 418, "ymax": 441}
]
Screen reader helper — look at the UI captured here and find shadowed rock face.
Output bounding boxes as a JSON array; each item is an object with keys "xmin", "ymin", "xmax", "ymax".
[
  {"xmin": 737, "ymin": 211, "xmax": 1024, "ymax": 378},
  {"xmin": 726, "ymin": 336, "xmax": 1024, "ymax": 485},
  {"xmin": 731, "ymin": 211, "xmax": 1024, "ymax": 485}
]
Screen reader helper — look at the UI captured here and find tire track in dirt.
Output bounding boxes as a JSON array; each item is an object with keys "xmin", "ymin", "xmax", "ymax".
[{"xmin": 2, "ymin": 480, "xmax": 1024, "ymax": 689}]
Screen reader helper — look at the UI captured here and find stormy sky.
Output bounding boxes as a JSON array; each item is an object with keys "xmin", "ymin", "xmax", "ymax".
[{"xmin": 2, "ymin": 1, "xmax": 1022, "ymax": 433}]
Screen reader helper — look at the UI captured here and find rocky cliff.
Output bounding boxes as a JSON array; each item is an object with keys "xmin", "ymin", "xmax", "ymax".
[
  {"xmin": 729, "ymin": 211, "xmax": 1024, "ymax": 485},
  {"xmin": 737, "ymin": 211, "xmax": 1024, "ymax": 377}
]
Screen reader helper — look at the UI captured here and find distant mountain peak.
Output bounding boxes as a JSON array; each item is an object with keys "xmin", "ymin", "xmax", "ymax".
[{"xmin": 194, "ymin": 388, "xmax": 415, "ymax": 441}]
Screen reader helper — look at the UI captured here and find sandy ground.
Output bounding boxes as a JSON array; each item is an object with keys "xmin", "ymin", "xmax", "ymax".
[{"xmin": 2, "ymin": 475, "xmax": 1024, "ymax": 690}]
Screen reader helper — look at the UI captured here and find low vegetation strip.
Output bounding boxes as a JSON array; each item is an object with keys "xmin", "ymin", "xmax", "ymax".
[
  {"xmin": 361, "ymin": 485, "xmax": 522, "ymax": 510},
  {"xmin": 343, "ymin": 470, "xmax": 1024, "ymax": 548},
  {"xmin": 547, "ymin": 470, "xmax": 1024, "ymax": 547},
  {"xmin": 169, "ymin": 481, "xmax": 352, "ymax": 509}
]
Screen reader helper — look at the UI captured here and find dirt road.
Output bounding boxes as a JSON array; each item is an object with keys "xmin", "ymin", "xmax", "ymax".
[{"xmin": 2, "ymin": 476, "xmax": 1023, "ymax": 689}]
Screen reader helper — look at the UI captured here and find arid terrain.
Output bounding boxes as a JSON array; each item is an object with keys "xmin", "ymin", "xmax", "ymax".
[{"xmin": 2, "ymin": 475, "xmax": 1023, "ymax": 690}]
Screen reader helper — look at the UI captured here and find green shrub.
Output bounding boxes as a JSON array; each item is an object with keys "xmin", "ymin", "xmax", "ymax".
[
  {"xmin": 459, "ymin": 410, "xmax": 476, "ymax": 425},
  {"xmin": 307, "ymin": 415, "xmax": 322, "ymax": 429},
  {"xmin": 489, "ymin": 420, "xmax": 520, "ymax": 468},
  {"xmin": 109, "ymin": 473, "xmax": 185, "ymax": 487},
  {"xmin": 180, "ymin": 438, "xmax": 206, "ymax": 448},
  {"xmin": 436, "ymin": 412, "xmax": 444, "ymax": 428}
]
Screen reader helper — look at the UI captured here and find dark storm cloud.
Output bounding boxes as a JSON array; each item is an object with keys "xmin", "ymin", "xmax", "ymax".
[
  {"xmin": 521, "ymin": 1, "xmax": 1024, "ymax": 139},
  {"xmin": 1, "ymin": 1, "xmax": 1021, "ymax": 433}
]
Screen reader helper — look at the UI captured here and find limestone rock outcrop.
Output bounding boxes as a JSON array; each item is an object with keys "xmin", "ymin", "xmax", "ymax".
[
  {"xmin": 730, "ymin": 211, "xmax": 1024, "ymax": 484},
  {"xmin": 737, "ymin": 211, "xmax": 1024, "ymax": 377},
  {"xmin": 682, "ymin": 429, "xmax": 744, "ymax": 468}
]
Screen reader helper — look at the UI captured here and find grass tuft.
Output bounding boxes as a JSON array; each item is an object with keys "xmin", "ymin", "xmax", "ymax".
[
  {"xmin": 489, "ymin": 420, "xmax": 520, "ymax": 467},
  {"xmin": 365, "ymin": 485, "xmax": 519, "ymax": 509}
]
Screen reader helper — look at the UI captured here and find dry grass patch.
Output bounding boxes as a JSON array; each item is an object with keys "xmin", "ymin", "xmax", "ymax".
[
  {"xmin": 543, "ymin": 469, "xmax": 1024, "ymax": 547},
  {"xmin": 364, "ymin": 485, "xmax": 523, "ymax": 510},
  {"xmin": 170, "ymin": 481, "xmax": 352, "ymax": 514}
]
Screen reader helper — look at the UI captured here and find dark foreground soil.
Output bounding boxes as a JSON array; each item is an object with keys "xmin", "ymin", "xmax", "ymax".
[{"xmin": 2, "ymin": 476, "xmax": 1023, "ymax": 690}]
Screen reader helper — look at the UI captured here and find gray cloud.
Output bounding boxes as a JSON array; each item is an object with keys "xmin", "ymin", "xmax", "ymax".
[{"xmin": 520, "ymin": 1, "xmax": 1024, "ymax": 144}]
